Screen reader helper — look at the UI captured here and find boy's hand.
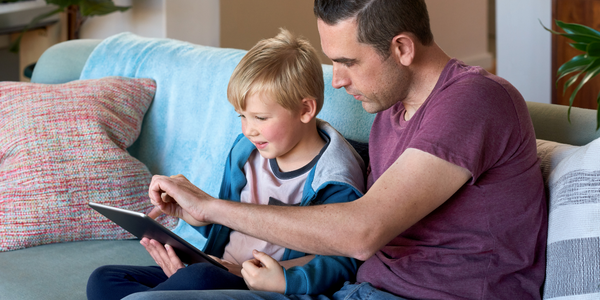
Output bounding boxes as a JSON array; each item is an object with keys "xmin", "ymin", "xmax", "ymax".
[
  {"xmin": 241, "ymin": 250, "xmax": 286, "ymax": 294},
  {"xmin": 140, "ymin": 238, "xmax": 184, "ymax": 277}
]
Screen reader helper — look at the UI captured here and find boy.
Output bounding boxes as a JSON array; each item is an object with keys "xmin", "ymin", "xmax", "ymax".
[{"xmin": 87, "ymin": 28, "xmax": 365, "ymax": 299}]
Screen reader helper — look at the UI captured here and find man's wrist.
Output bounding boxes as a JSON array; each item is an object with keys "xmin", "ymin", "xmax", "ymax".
[{"xmin": 198, "ymin": 196, "xmax": 225, "ymax": 225}]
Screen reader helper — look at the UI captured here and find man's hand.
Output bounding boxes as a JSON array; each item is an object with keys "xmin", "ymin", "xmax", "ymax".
[
  {"xmin": 148, "ymin": 174, "xmax": 213, "ymax": 227},
  {"xmin": 140, "ymin": 238, "xmax": 184, "ymax": 277},
  {"xmin": 241, "ymin": 250, "xmax": 286, "ymax": 294}
]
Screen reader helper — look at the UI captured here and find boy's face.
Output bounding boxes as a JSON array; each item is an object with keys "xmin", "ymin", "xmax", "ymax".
[{"xmin": 237, "ymin": 93, "xmax": 306, "ymax": 161}]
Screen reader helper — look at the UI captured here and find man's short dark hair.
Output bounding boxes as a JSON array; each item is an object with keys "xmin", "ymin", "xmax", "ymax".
[{"xmin": 314, "ymin": 0, "xmax": 434, "ymax": 57}]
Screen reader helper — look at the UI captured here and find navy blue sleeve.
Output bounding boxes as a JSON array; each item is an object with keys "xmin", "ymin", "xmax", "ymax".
[{"xmin": 283, "ymin": 184, "xmax": 362, "ymax": 295}]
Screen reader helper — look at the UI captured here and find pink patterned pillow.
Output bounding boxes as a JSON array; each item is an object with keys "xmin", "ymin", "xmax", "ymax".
[{"xmin": 0, "ymin": 76, "xmax": 176, "ymax": 251}]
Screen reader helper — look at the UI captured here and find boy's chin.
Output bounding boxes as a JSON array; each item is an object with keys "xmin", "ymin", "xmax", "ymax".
[{"xmin": 256, "ymin": 149, "xmax": 276, "ymax": 160}]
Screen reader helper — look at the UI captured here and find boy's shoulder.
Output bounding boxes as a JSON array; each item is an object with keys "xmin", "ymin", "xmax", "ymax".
[{"xmin": 311, "ymin": 120, "xmax": 366, "ymax": 193}]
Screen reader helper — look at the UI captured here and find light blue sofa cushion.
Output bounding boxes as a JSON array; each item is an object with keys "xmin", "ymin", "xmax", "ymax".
[
  {"xmin": 79, "ymin": 32, "xmax": 375, "ymax": 248},
  {"xmin": 31, "ymin": 39, "xmax": 102, "ymax": 84}
]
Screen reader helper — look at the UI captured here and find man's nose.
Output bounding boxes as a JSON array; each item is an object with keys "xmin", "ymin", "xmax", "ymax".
[{"xmin": 331, "ymin": 65, "xmax": 350, "ymax": 89}]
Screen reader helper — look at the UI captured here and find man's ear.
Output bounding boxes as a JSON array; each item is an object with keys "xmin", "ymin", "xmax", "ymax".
[
  {"xmin": 299, "ymin": 98, "xmax": 318, "ymax": 123},
  {"xmin": 390, "ymin": 34, "xmax": 415, "ymax": 66}
]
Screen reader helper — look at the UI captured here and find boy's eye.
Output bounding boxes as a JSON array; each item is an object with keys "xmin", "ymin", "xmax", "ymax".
[
  {"xmin": 237, "ymin": 114, "xmax": 245, "ymax": 118},
  {"xmin": 255, "ymin": 116, "xmax": 267, "ymax": 121}
]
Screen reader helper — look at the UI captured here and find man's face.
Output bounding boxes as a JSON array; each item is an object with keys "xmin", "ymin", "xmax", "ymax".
[{"xmin": 317, "ymin": 18, "xmax": 409, "ymax": 114}]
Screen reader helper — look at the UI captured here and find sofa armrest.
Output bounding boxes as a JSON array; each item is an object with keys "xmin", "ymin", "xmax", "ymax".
[
  {"xmin": 31, "ymin": 39, "xmax": 102, "ymax": 84},
  {"xmin": 526, "ymin": 101, "xmax": 600, "ymax": 146}
]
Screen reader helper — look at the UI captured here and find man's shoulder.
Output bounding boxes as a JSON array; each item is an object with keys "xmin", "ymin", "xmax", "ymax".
[{"xmin": 441, "ymin": 60, "xmax": 521, "ymax": 101}]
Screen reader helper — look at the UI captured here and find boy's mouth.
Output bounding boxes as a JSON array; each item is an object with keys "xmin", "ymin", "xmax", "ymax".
[{"xmin": 254, "ymin": 141, "xmax": 268, "ymax": 149}]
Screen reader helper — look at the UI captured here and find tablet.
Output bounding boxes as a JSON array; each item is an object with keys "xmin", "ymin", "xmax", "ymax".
[{"xmin": 88, "ymin": 202, "xmax": 226, "ymax": 269}]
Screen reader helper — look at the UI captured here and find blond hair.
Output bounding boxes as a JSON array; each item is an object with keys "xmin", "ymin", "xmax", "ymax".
[{"xmin": 227, "ymin": 28, "xmax": 324, "ymax": 114}]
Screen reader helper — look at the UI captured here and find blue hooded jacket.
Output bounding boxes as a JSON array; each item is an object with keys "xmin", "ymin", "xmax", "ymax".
[{"xmin": 193, "ymin": 120, "xmax": 365, "ymax": 295}]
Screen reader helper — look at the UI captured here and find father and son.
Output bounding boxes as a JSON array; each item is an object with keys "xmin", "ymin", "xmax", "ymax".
[{"xmin": 87, "ymin": 0, "xmax": 548, "ymax": 299}]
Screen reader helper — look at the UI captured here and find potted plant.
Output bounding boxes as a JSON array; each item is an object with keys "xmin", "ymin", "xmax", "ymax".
[
  {"xmin": 6, "ymin": 0, "xmax": 130, "ymax": 53},
  {"xmin": 542, "ymin": 20, "xmax": 600, "ymax": 130}
]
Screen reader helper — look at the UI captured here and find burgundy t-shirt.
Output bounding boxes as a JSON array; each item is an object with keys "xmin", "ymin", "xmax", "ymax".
[{"xmin": 357, "ymin": 59, "xmax": 547, "ymax": 299}]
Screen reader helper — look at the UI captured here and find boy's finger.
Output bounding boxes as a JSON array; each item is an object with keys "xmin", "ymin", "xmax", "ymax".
[
  {"xmin": 252, "ymin": 250, "xmax": 278, "ymax": 268},
  {"xmin": 241, "ymin": 258, "xmax": 260, "ymax": 274}
]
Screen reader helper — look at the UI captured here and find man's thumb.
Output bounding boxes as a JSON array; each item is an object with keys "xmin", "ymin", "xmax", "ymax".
[{"xmin": 147, "ymin": 206, "xmax": 163, "ymax": 219}]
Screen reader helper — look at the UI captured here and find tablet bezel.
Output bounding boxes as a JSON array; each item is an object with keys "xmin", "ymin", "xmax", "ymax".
[{"xmin": 88, "ymin": 202, "xmax": 226, "ymax": 270}]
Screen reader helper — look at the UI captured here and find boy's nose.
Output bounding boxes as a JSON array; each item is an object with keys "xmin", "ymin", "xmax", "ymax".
[{"xmin": 242, "ymin": 122, "xmax": 258, "ymax": 137}]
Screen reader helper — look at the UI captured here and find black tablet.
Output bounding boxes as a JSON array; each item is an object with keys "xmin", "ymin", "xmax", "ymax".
[{"xmin": 89, "ymin": 202, "xmax": 226, "ymax": 269}]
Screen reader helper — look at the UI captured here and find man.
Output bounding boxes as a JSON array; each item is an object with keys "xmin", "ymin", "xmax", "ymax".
[{"xmin": 134, "ymin": 0, "xmax": 548, "ymax": 299}]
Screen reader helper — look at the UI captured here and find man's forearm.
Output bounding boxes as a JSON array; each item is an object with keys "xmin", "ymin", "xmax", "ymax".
[
  {"xmin": 206, "ymin": 198, "xmax": 376, "ymax": 260},
  {"xmin": 202, "ymin": 149, "xmax": 472, "ymax": 261}
]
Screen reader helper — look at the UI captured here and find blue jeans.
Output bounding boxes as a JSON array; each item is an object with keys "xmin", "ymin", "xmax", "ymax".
[{"xmin": 121, "ymin": 281, "xmax": 407, "ymax": 300}]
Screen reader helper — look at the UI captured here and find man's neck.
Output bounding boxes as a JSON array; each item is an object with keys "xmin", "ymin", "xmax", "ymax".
[{"xmin": 403, "ymin": 42, "xmax": 450, "ymax": 121}]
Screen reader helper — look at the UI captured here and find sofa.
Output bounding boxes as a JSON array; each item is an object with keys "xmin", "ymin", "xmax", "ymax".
[{"xmin": 1, "ymin": 33, "xmax": 599, "ymax": 300}]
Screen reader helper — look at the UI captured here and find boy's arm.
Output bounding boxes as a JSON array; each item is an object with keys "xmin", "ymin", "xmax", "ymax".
[
  {"xmin": 243, "ymin": 186, "xmax": 362, "ymax": 295},
  {"xmin": 280, "ymin": 185, "xmax": 361, "ymax": 295},
  {"xmin": 241, "ymin": 251, "xmax": 358, "ymax": 296}
]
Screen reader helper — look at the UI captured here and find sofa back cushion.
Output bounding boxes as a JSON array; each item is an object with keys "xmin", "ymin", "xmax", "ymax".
[
  {"xmin": 537, "ymin": 139, "xmax": 600, "ymax": 299},
  {"xmin": 79, "ymin": 32, "xmax": 375, "ymax": 199}
]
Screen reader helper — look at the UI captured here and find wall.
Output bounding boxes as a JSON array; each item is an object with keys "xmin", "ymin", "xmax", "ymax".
[
  {"xmin": 75, "ymin": 1, "xmax": 492, "ymax": 69},
  {"xmin": 5, "ymin": 1, "xmax": 493, "ymax": 80},
  {"xmin": 427, "ymin": 0, "xmax": 492, "ymax": 70},
  {"xmin": 220, "ymin": 0, "xmax": 492, "ymax": 69},
  {"xmin": 80, "ymin": 0, "xmax": 219, "ymax": 47},
  {"xmin": 220, "ymin": 0, "xmax": 325, "ymax": 63},
  {"xmin": 496, "ymin": 0, "xmax": 552, "ymax": 104},
  {"xmin": 81, "ymin": 0, "xmax": 165, "ymax": 40}
]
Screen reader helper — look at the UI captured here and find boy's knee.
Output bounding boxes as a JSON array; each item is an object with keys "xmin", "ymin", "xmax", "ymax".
[
  {"xmin": 87, "ymin": 265, "xmax": 119, "ymax": 300},
  {"xmin": 89, "ymin": 265, "xmax": 121, "ymax": 281},
  {"xmin": 173, "ymin": 263, "xmax": 217, "ymax": 278}
]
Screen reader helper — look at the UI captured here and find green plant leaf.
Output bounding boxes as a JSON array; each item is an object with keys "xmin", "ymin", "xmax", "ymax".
[
  {"xmin": 587, "ymin": 42, "xmax": 600, "ymax": 57},
  {"xmin": 79, "ymin": 0, "xmax": 129, "ymax": 17},
  {"xmin": 545, "ymin": 19, "xmax": 600, "ymax": 130},
  {"xmin": 558, "ymin": 67, "xmax": 586, "ymax": 85},
  {"xmin": 570, "ymin": 42, "xmax": 589, "ymax": 52},
  {"xmin": 567, "ymin": 59, "xmax": 600, "ymax": 116},
  {"xmin": 562, "ymin": 71, "xmax": 582, "ymax": 96},
  {"xmin": 542, "ymin": 20, "xmax": 600, "ymax": 44},
  {"xmin": 556, "ymin": 32, "xmax": 599, "ymax": 44},
  {"xmin": 557, "ymin": 54, "xmax": 592, "ymax": 82},
  {"xmin": 556, "ymin": 20, "xmax": 600, "ymax": 39}
]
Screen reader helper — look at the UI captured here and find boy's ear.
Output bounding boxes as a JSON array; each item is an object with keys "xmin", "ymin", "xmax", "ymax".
[
  {"xmin": 391, "ymin": 33, "xmax": 415, "ymax": 66},
  {"xmin": 299, "ymin": 98, "xmax": 318, "ymax": 123}
]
